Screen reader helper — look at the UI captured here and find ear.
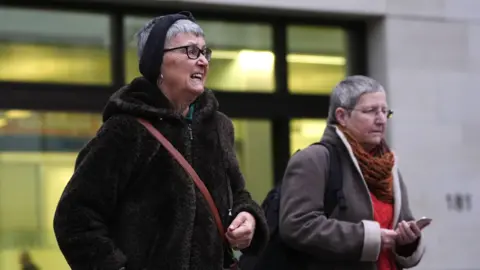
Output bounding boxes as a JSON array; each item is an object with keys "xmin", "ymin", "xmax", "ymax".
[
  {"xmin": 335, "ymin": 107, "xmax": 348, "ymax": 126},
  {"xmin": 156, "ymin": 74, "xmax": 164, "ymax": 88}
]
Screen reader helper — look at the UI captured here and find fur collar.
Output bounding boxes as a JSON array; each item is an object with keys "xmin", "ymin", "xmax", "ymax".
[{"xmin": 102, "ymin": 77, "xmax": 219, "ymax": 124}]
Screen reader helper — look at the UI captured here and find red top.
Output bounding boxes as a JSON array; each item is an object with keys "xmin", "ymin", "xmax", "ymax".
[{"xmin": 370, "ymin": 192, "xmax": 396, "ymax": 270}]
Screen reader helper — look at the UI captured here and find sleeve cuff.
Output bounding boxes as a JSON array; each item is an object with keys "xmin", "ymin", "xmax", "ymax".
[
  {"xmin": 233, "ymin": 203, "xmax": 269, "ymax": 255},
  {"xmin": 395, "ymin": 236, "xmax": 426, "ymax": 268},
  {"xmin": 360, "ymin": 220, "xmax": 382, "ymax": 262}
]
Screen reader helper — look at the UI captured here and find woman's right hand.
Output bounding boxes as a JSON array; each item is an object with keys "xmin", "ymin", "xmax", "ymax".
[{"xmin": 381, "ymin": 229, "xmax": 398, "ymax": 249}]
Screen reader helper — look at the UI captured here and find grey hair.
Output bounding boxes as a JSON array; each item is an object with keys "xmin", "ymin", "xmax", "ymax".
[
  {"xmin": 135, "ymin": 18, "xmax": 205, "ymax": 59},
  {"xmin": 327, "ymin": 75, "xmax": 386, "ymax": 124}
]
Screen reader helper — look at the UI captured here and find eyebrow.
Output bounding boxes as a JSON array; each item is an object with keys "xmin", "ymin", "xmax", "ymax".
[
  {"xmin": 357, "ymin": 105, "xmax": 388, "ymax": 110},
  {"xmin": 185, "ymin": 41, "xmax": 207, "ymax": 49}
]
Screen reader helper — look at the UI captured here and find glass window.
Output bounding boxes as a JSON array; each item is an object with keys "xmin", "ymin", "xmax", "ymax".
[
  {"xmin": 124, "ymin": 16, "xmax": 146, "ymax": 84},
  {"xmin": 0, "ymin": 110, "xmax": 102, "ymax": 269},
  {"xmin": 232, "ymin": 119, "xmax": 273, "ymax": 203},
  {"xmin": 124, "ymin": 17, "xmax": 274, "ymax": 92},
  {"xmin": 287, "ymin": 26, "xmax": 347, "ymax": 94},
  {"xmin": 0, "ymin": 8, "xmax": 111, "ymax": 85},
  {"xmin": 290, "ymin": 119, "xmax": 327, "ymax": 154}
]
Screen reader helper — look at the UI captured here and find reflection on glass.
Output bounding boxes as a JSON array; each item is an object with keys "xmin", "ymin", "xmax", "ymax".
[
  {"xmin": 207, "ymin": 49, "xmax": 274, "ymax": 92},
  {"xmin": 232, "ymin": 119, "xmax": 273, "ymax": 203},
  {"xmin": 287, "ymin": 25, "xmax": 347, "ymax": 94},
  {"xmin": 0, "ymin": 8, "xmax": 111, "ymax": 85},
  {"xmin": 124, "ymin": 16, "xmax": 145, "ymax": 83},
  {"xmin": 290, "ymin": 119, "xmax": 327, "ymax": 154},
  {"xmin": 0, "ymin": 110, "xmax": 101, "ymax": 269},
  {"xmin": 124, "ymin": 17, "xmax": 274, "ymax": 92}
]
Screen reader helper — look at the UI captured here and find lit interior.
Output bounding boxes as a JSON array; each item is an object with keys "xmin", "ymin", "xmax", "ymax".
[
  {"xmin": 0, "ymin": 44, "xmax": 111, "ymax": 85},
  {"xmin": 0, "ymin": 152, "xmax": 74, "ymax": 269},
  {"xmin": 0, "ymin": 42, "xmax": 345, "ymax": 94},
  {"xmin": 126, "ymin": 48, "xmax": 346, "ymax": 94},
  {"xmin": 290, "ymin": 119, "xmax": 328, "ymax": 154}
]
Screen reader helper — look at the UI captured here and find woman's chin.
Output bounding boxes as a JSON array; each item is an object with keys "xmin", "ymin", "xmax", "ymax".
[
  {"xmin": 187, "ymin": 86, "xmax": 205, "ymax": 96},
  {"xmin": 368, "ymin": 136, "xmax": 383, "ymax": 145}
]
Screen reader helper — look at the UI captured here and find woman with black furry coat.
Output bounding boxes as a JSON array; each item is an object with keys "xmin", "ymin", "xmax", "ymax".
[{"xmin": 53, "ymin": 11, "xmax": 269, "ymax": 270}]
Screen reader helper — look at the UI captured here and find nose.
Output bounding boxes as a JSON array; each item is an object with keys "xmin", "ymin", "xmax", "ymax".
[
  {"xmin": 376, "ymin": 112, "xmax": 387, "ymax": 124},
  {"xmin": 197, "ymin": 54, "xmax": 209, "ymax": 66}
]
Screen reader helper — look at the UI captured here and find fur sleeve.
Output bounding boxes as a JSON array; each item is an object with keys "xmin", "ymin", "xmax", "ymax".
[
  {"xmin": 219, "ymin": 114, "xmax": 269, "ymax": 255},
  {"xmin": 53, "ymin": 116, "xmax": 146, "ymax": 270}
]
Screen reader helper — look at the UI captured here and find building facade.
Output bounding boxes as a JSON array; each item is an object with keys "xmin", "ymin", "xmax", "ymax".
[{"xmin": 0, "ymin": 0, "xmax": 478, "ymax": 269}]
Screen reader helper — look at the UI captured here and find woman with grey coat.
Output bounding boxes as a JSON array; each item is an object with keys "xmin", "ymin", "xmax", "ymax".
[{"xmin": 279, "ymin": 75, "xmax": 426, "ymax": 269}]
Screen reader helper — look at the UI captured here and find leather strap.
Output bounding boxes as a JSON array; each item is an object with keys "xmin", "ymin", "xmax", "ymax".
[{"xmin": 137, "ymin": 118, "xmax": 226, "ymax": 241}]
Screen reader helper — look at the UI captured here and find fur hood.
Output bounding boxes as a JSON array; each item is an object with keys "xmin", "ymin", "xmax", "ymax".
[{"xmin": 102, "ymin": 77, "xmax": 219, "ymax": 123}]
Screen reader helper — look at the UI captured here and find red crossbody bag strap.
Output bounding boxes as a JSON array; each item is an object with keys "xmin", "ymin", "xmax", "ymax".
[{"xmin": 137, "ymin": 118, "xmax": 226, "ymax": 239}]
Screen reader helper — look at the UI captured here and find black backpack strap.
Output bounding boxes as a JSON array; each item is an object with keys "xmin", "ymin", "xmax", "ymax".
[
  {"xmin": 315, "ymin": 141, "xmax": 347, "ymax": 217},
  {"xmin": 261, "ymin": 185, "xmax": 282, "ymax": 235}
]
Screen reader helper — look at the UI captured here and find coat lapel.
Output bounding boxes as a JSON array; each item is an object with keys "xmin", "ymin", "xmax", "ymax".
[
  {"xmin": 392, "ymin": 155, "xmax": 402, "ymax": 227},
  {"xmin": 334, "ymin": 126, "xmax": 402, "ymax": 225}
]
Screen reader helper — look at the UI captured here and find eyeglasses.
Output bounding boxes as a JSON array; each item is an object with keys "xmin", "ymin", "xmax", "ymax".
[
  {"xmin": 349, "ymin": 107, "xmax": 394, "ymax": 119},
  {"xmin": 163, "ymin": 45, "xmax": 212, "ymax": 61}
]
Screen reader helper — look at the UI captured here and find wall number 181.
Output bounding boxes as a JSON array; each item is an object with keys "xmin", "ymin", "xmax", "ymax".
[{"xmin": 446, "ymin": 193, "xmax": 472, "ymax": 212}]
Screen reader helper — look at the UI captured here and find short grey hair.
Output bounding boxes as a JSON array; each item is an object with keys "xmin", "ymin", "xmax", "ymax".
[
  {"xmin": 135, "ymin": 18, "xmax": 205, "ymax": 59},
  {"xmin": 327, "ymin": 75, "xmax": 386, "ymax": 124}
]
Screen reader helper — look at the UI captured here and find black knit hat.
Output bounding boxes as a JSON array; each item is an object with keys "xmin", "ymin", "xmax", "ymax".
[{"xmin": 139, "ymin": 11, "xmax": 196, "ymax": 84}]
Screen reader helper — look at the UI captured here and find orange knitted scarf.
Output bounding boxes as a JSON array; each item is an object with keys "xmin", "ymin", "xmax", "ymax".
[{"xmin": 339, "ymin": 126, "xmax": 395, "ymax": 204}]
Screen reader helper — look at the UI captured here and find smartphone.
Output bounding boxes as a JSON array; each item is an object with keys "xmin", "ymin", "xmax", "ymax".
[{"xmin": 415, "ymin": 217, "xmax": 432, "ymax": 230}]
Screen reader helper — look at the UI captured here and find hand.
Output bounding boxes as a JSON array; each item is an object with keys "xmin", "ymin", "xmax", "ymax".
[
  {"xmin": 381, "ymin": 229, "xmax": 398, "ymax": 249},
  {"xmin": 395, "ymin": 220, "xmax": 421, "ymax": 246},
  {"xmin": 225, "ymin": 211, "xmax": 256, "ymax": 250}
]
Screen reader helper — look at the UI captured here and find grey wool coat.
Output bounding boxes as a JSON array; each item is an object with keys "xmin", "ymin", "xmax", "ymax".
[{"xmin": 279, "ymin": 125, "xmax": 426, "ymax": 269}]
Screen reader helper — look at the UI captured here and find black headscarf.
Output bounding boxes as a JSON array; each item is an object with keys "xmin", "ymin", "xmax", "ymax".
[{"xmin": 139, "ymin": 11, "xmax": 196, "ymax": 84}]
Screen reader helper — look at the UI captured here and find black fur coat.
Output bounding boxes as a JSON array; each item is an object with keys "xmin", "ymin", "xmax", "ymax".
[{"xmin": 53, "ymin": 77, "xmax": 269, "ymax": 270}]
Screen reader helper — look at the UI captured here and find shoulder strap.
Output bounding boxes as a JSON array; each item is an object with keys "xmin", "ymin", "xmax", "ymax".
[
  {"xmin": 316, "ymin": 141, "xmax": 347, "ymax": 217},
  {"xmin": 137, "ymin": 118, "xmax": 226, "ymax": 241}
]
